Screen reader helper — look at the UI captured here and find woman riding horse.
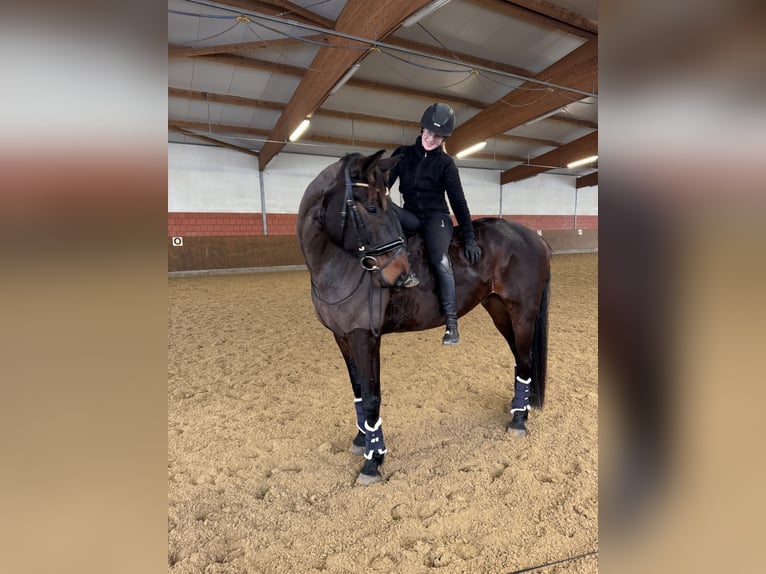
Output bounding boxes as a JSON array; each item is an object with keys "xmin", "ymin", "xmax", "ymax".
[{"xmin": 388, "ymin": 103, "xmax": 483, "ymax": 345}]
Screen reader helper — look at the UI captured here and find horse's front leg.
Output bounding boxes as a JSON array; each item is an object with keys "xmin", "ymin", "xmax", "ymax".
[
  {"xmin": 342, "ymin": 329, "xmax": 387, "ymax": 485},
  {"xmin": 335, "ymin": 335, "xmax": 366, "ymax": 456},
  {"xmin": 334, "ymin": 335, "xmax": 367, "ymax": 456}
]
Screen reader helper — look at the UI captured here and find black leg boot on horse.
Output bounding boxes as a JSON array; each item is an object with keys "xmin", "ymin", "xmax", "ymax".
[{"xmin": 435, "ymin": 254, "xmax": 460, "ymax": 345}]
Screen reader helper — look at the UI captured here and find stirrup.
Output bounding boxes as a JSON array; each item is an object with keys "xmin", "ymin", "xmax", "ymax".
[
  {"xmin": 402, "ymin": 273, "xmax": 420, "ymax": 288},
  {"xmin": 442, "ymin": 322, "xmax": 460, "ymax": 345}
]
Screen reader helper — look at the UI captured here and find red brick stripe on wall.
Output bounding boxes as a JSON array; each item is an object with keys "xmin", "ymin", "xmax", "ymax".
[
  {"xmin": 265, "ymin": 213, "xmax": 300, "ymax": 236},
  {"xmin": 168, "ymin": 212, "xmax": 266, "ymax": 237},
  {"xmin": 461, "ymin": 215, "xmax": 598, "ymax": 231},
  {"xmin": 497, "ymin": 214, "xmax": 598, "ymax": 230},
  {"xmin": 168, "ymin": 213, "xmax": 597, "ymax": 237}
]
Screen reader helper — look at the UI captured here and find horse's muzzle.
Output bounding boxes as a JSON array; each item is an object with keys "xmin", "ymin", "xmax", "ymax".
[{"xmin": 359, "ymin": 240, "xmax": 409, "ymax": 288}]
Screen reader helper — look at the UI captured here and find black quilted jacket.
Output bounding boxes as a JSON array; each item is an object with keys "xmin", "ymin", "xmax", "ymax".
[{"xmin": 388, "ymin": 137, "xmax": 475, "ymax": 242}]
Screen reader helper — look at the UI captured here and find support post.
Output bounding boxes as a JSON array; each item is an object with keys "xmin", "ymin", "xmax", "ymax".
[{"xmin": 259, "ymin": 168, "xmax": 268, "ymax": 235}]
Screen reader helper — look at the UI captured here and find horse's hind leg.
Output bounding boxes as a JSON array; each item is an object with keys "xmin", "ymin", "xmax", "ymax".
[
  {"xmin": 482, "ymin": 294, "xmax": 535, "ymax": 436},
  {"xmin": 506, "ymin": 311, "xmax": 537, "ymax": 436}
]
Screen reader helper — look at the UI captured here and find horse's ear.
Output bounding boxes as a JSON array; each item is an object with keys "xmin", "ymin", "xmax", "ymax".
[
  {"xmin": 376, "ymin": 154, "xmax": 400, "ymax": 173},
  {"xmin": 360, "ymin": 149, "xmax": 386, "ymax": 177},
  {"xmin": 375, "ymin": 154, "xmax": 401, "ymax": 182}
]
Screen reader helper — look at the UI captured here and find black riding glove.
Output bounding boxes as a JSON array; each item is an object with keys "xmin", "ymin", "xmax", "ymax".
[{"xmin": 464, "ymin": 237, "xmax": 482, "ymax": 264}]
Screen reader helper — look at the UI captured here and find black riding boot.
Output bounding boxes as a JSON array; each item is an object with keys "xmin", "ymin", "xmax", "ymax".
[{"xmin": 435, "ymin": 255, "xmax": 459, "ymax": 345}]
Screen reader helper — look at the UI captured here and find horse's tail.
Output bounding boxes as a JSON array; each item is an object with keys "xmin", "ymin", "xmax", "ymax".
[{"xmin": 530, "ymin": 270, "xmax": 550, "ymax": 408}]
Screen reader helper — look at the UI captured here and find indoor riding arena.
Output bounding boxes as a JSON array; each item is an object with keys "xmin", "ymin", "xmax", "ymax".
[{"xmin": 169, "ymin": 2, "xmax": 598, "ymax": 573}]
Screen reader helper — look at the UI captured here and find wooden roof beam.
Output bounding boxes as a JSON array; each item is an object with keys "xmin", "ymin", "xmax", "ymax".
[
  {"xmin": 547, "ymin": 114, "xmax": 598, "ymax": 130},
  {"xmin": 448, "ymin": 38, "xmax": 597, "ymax": 155},
  {"xmin": 298, "ymin": 133, "xmax": 405, "ymax": 151},
  {"xmin": 500, "ymin": 130, "xmax": 597, "ymax": 184},
  {"xmin": 169, "ymin": 87, "xmax": 419, "ymax": 128},
  {"xmin": 384, "ymin": 36, "xmax": 535, "ymax": 79},
  {"xmin": 168, "ymin": 35, "xmax": 326, "ymax": 59},
  {"xmin": 576, "ymin": 172, "xmax": 598, "ymax": 188},
  {"xmin": 469, "ymin": 0, "xmax": 596, "ymax": 39},
  {"xmin": 502, "ymin": 0, "xmax": 597, "ymax": 34},
  {"xmin": 169, "ymin": 119, "xmax": 535, "ymax": 164},
  {"xmin": 169, "ymin": 88, "xmax": 572, "ymax": 146},
  {"xmin": 168, "ymin": 87, "xmax": 564, "ymax": 155},
  {"xmin": 169, "ymin": 120, "xmax": 271, "ymax": 138},
  {"xmin": 495, "ymin": 133, "xmax": 561, "ymax": 147},
  {"xmin": 171, "ymin": 127, "xmax": 261, "ymax": 158},
  {"xmin": 257, "ymin": 0, "xmax": 446, "ymax": 170},
  {"xmin": 169, "ymin": 120, "xmax": 395, "ymax": 152},
  {"xmin": 168, "ymin": 87, "xmax": 285, "ymax": 111},
  {"xmin": 458, "ymin": 152, "xmax": 527, "ymax": 163},
  {"xmin": 206, "ymin": 0, "xmax": 335, "ymax": 29},
  {"xmin": 185, "ymin": 53, "xmax": 488, "ymax": 110},
  {"xmin": 346, "ymin": 77, "xmax": 487, "ymax": 110},
  {"xmin": 191, "ymin": 53, "xmax": 308, "ymax": 76}
]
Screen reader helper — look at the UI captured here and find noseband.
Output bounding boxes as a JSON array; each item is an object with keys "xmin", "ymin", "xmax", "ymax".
[{"xmin": 340, "ymin": 162, "xmax": 405, "ymax": 275}]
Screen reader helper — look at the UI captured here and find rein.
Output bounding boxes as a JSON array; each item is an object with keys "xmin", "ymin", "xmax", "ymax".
[{"xmin": 337, "ymin": 159, "xmax": 405, "ymax": 336}]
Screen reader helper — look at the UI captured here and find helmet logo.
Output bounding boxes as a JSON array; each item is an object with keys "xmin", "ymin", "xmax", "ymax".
[{"xmin": 434, "ymin": 122, "xmax": 441, "ymax": 127}]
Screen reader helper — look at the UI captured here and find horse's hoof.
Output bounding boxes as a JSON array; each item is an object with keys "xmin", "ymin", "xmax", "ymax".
[
  {"xmin": 355, "ymin": 472, "xmax": 382, "ymax": 486},
  {"xmin": 350, "ymin": 444, "xmax": 365, "ymax": 456},
  {"xmin": 507, "ymin": 410, "xmax": 528, "ymax": 437}
]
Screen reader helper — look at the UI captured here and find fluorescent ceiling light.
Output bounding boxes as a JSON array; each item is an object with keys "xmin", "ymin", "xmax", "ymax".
[
  {"xmin": 402, "ymin": 0, "xmax": 452, "ymax": 28},
  {"xmin": 455, "ymin": 141, "xmax": 487, "ymax": 159},
  {"xmin": 289, "ymin": 119, "xmax": 310, "ymax": 142},
  {"xmin": 523, "ymin": 106, "xmax": 567, "ymax": 126},
  {"xmin": 567, "ymin": 155, "xmax": 598, "ymax": 168},
  {"xmin": 329, "ymin": 64, "xmax": 361, "ymax": 95}
]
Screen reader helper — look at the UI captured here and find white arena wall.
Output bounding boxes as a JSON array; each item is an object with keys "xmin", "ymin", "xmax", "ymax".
[
  {"xmin": 169, "ymin": 143, "xmax": 597, "ymax": 219},
  {"xmin": 168, "ymin": 143, "xmax": 597, "ymax": 271}
]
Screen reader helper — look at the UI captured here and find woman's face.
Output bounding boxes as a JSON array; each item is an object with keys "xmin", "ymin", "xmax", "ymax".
[{"xmin": 421, "ymin": 129, "xmax": 444, "ymax": 151}]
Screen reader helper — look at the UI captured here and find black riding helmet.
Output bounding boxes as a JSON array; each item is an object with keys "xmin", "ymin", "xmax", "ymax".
[{"xmin": 420, "ymin": 103, "xmax": 455, "ymax": 138}]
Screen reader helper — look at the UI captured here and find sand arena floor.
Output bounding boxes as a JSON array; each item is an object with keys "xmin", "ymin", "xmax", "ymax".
[{"xmin": 168, "ymin": 252, "xmax": 598, "ymax": 573}]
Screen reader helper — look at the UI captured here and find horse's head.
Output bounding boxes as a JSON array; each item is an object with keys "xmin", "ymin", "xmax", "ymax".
[{"xmin": 320, "ymin": 150, "xmax": 410, "ymax": 288}]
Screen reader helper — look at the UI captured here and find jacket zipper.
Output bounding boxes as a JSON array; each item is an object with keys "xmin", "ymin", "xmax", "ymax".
[{"xmin": 413, "ymin": 150, "xmax": 427, "ymax": 213}]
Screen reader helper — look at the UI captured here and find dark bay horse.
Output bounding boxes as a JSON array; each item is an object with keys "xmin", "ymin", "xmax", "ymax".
[{"xmin": 297, "ymin": 151, "xmax": 551, "ymax": 485}]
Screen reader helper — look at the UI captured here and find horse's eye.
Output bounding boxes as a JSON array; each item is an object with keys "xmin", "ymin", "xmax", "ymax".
[{"xmin": 365, "ymin": 205, "xmax": 378, "ymax": 214}]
